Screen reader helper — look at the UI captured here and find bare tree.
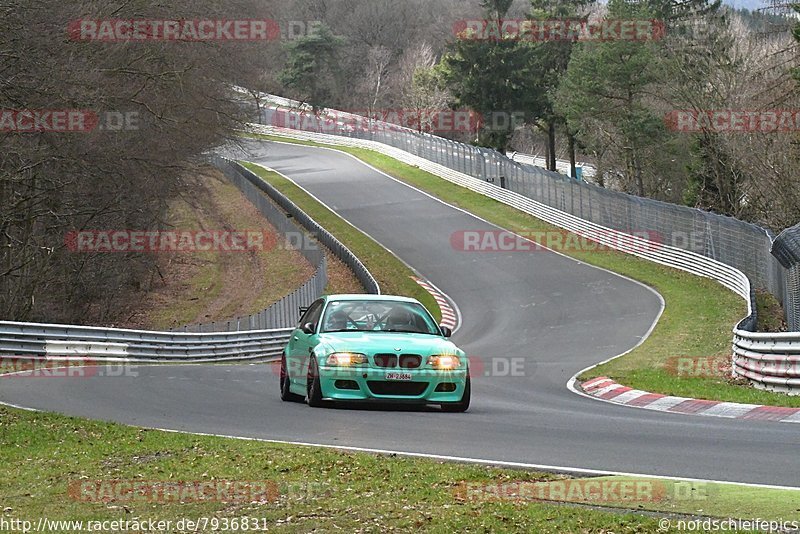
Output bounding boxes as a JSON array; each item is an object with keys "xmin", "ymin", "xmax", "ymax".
[
  {"xmin": 0, "ymin": 0, "xmax": 275, "ymax": 323},
  {"xmin": 395, "ymin": 43, "xmax": 452, "ymax": 132}
]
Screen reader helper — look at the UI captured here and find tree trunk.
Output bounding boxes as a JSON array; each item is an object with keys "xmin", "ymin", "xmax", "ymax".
[
  {"xmin": 633, "ymin": 152, "xmax": 645, "ymax": 197},
  {"xmin": 547, "ymin": 121, "xmax": 557, "ymax": 172},
  {"xmin": 568, "ymin": 132, "xmax": 577, "ymax": 179}
]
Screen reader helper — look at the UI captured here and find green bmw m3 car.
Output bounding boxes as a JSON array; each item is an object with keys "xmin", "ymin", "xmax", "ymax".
[{"xmin": 279, "ymin": 294, "xmax": 470, "ymax": 412}]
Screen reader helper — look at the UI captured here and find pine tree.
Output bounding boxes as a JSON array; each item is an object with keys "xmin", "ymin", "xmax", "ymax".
[
  {"xmin": 555, "ymin": 0, "xmax": 666, "ymax": 195},
  {"xmin": 438, "ymin": 2, "xmax": 544, "ymax": 151},
  {"xmin": 527, "ymin": 0, "xmax": 593, "ymax": 174},
  {"xmin": 278, "ymin": 24, "xmax": 345, "ymax": 110}
]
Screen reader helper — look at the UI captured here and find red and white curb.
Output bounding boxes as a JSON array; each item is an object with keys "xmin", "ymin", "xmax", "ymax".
[
  {"xmin": 412, "ymin": 277, "xmax": 459, "ymax": 331},
  {"xmin": 580, "ymin": 377, "xmax": 800, "ymax": 424}
]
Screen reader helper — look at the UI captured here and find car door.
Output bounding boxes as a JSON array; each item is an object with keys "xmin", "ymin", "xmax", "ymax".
[{"xmin": 287, "ymin": 299, "xmax": 324, "ymax": 381}]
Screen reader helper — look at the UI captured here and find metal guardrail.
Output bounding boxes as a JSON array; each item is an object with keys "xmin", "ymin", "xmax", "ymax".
[
  {"xmin": 0, "ymin": 321, "xmax": 292, "ymax": 363},
  {"xmin": 0, "ymin": 151, "xmax": 381, "ymax": 364},
  {"xmin": 217, "ymin": 157, "xmax": 381, "ymax": 296},
  {"xmin": 248, "ymin": 120, "xmax": 800, "ymax": 394},
  {"xmin": 731, "ymin": 224, "xmax": 800, "ymax": 392},
  {"xmin": 174, "ymin": 153, "xmax": 381, "ymax": 332},
  {"xmin": 175, "ymin": 156, "xmax": 328, "ymax": 332},
  {"xmin": 507, "ymin": 151, "xmax": 598, "ymax": 181},
  {"xmin": 733, "ymin": 331, "xmax": 800, "ymax": 393},
  {"xmin": 772, "ymin": 224, "xmax": 800, "ymax": 332},
  {"xmin": 1, "ymin": 91, "xmax": 795, "ymax": 388},
  {"xmin": 253, "ymin": 93, "xmax": 794, "ymax": 329}
]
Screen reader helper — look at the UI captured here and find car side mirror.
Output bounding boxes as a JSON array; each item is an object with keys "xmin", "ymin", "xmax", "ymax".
[
  {"xmin": 301, "ymin": 323, "xmax": 316, "ymax": 335},
  {"xmin": 440, "ymin": 326, "xmax": 453, "ymax": 338}
]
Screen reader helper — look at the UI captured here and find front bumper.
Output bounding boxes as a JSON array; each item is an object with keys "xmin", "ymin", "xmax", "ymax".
[{"xmin": 317, "ymin": 365, "xmax": 468, "ymax": 403}]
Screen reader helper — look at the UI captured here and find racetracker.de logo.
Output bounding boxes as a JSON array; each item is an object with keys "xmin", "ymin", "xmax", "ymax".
[
  {"xmin": 0, "ymin": 357, "xmax": 137, "ymax": 378},
  {"xmin": 455, "ymin": 479, "xmax": 709, "ymax": 503},
  {"xmin": 0, "ymin": 110, "xmax": 96, "ymax": 132},
  {"xmin": 68, "ymin": 19, "xmax": 282, "ymax": 42},
  {"xmin": 68, "ymin": 480, "xmax": 280, "ymax": 503},
  {"xmin": 0, "ymin": 110, "xmax": 140, "ymax": 133},
  {"xmin": 265, "ymin": 109, "xmax": 482, "ymax": 134},
  {"xmin": 664, "ymin": 356, "xmax": 730, "ymax": 378},
  {"xmin": 665, "ymin": 110, "xmax": 800, "ymax": 133},
  {"xmin": 63, "ymin": 230, "xmax": 315, "ymax": 253},
  {"xmin": 450, "ymin": 230, "xmax": 663, "ymax": 253},
  {"xmin": 276, "ymin": 355, "xmax": 526, "ymax": 379},
  {"xmin": 453, "ymin": 19, "xmax": 665, "ymax": 42}
]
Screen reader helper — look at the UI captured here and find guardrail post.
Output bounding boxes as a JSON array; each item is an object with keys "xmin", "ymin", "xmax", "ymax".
[{"xmin": 788, "ymin": 265, "xmax": 800, "ymax": 331}]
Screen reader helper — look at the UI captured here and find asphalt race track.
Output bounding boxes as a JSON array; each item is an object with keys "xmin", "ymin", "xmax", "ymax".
[{"xmin": 2, "ymin": 140, "xmax": 798, "ymax": 487}]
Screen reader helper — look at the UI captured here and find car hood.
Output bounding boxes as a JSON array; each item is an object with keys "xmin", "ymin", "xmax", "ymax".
[{"xmin": 316, "ymin": 332, "xmax": 462, "ymax": 357}]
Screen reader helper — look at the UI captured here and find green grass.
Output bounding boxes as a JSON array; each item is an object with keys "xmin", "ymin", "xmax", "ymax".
[
  {"xmin": 2, "ymin": 405, "xmax": 797, "ymax": 532},
  {"xmin": 584, "ymin": 476, "xmax": 800, "ymax": 520},
  {"xmin": 141, "ymin": 170, "xmax": 313, "ymax": 330},
  {"xmin": 242, "ymin": 132, "xmax": 800, "ymax": 408},
  {"xmin": 146, "ymin": 188, "xmax": 225, "ymax": 328},
  {"xmin": 756, "ymin": 290, "xmax": 786, "ymax": 333},
  {"xmin": 239, "ymin": 161, "xmax": 441, "ymax": 322}
]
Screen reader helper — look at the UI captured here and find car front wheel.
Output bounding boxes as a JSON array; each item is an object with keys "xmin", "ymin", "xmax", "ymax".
[
  {"xmin": 306, "ymin": 355, "xmax": 325, "ymax": 408},
  {"xmin": 441, "ymin": 376, "xmax": 470, "ymax": 413}
]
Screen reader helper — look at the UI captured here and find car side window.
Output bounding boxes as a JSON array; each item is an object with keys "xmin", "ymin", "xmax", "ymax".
[{"xmin": 299, "ymin": 300, "xmax": 324, "ymax": 328}]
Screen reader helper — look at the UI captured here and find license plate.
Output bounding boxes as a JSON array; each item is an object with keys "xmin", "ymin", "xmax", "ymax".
[{"xmin": 385, "ymin": 372, "xmax": 412, "ymax": 381}]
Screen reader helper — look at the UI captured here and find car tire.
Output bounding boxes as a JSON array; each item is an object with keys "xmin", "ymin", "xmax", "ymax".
[
  {"xmin": 280, "ymin": 355, "xmax": 304, "ymax": 403},
  {"xmin": 306, "ymin": 355, "xmax": 325, "ymax": 408},
  {"xmin": 441, "ymin": 376, "xmax": 470, "ymax": 413}
]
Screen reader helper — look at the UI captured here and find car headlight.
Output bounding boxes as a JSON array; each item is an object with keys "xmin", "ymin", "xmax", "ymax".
[
  {"xmin": 326, "ymin": 352, "xmax": 368, "ymax": 366},
  {"xmin": 428, "ymin": 355, "xmax": 461, "ymax": 370}
]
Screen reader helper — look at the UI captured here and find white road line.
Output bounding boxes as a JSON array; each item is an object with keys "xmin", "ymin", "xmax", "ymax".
[
  {"xmin": 247, "ymin": 140, "xmax": 662, "ymax": 339},
  {"xmin": 139, "ymin": 425, "xmax": 800, "ymax": 492},
  {"xmin": 781, "ymin": 411, "xmax": 800, "ymax": 423}
]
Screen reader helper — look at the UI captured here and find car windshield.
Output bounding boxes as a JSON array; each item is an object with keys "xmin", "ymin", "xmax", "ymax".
[{"xmin": 321, "ymin": 300, "xmax": 441, "ymax": 335}]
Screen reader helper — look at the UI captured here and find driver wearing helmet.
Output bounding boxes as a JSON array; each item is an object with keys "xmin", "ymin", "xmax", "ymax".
[
  {"xmin": 325, "ymin": 309, "xmax": 351, "ymax": 331},
  {"xmin": 384, "ymin": 306, "xmax": 418, "ymax": 331}
]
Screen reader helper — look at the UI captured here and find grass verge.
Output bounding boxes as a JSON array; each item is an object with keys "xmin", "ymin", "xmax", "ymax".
[
  {"xmin": 2, "ymin": 405, "xmax": 798, "ymax": 532},
  {"xmin": 127, "ymin": 166, "xmax": 314, "ymax": 331},
  {"xmin": 239, "ymin": 161, "xmax": 441, "ymax": 322},
  {"xmin": 756, "ymin": 290, "xmax": 787, "ymax": 333},
  {"xmin": 242, "ymin": 132, "xmax": 800, "ymax": 408}
]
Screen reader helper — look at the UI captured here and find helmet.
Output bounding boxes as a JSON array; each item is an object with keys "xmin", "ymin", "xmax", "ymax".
[{"xmin": 326, "ymin": 310, "xmax": 350, "ymax": 330}]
